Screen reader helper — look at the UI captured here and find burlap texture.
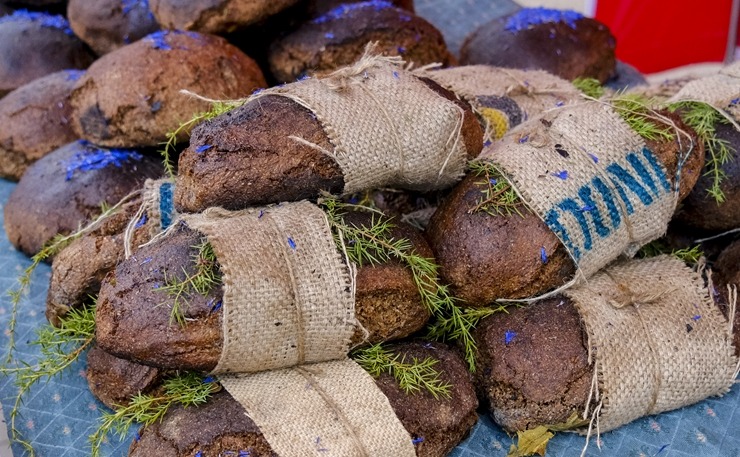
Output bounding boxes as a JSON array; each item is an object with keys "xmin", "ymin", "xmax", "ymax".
[
  {"xmin": 181, "ymin": 202, "xmax": 356, "ymax": 374},
  {"xmin": 124, "ymin": 178, "xmax": 176, "ymax": 258},
  {"xmin": 564, "ymin": 256, "xmax": 738, "ymax": 432},
  {"xmin": 250, "ymin": 54, "xmax": 469, "ymax": 193},
  {"xmin": 668, "ymin": 61, "xmax": 740, "ymax": 121},
  {"xmin": 481, "ymin": 102, "xmax": 677, "ymax": 278},
  {"xmin": 424, "ymin": 66, "xmax": 582, "ymax": 141},
  {"xmin": 219, "ymin": 359, "xmax": 416, "ymax": 457}
]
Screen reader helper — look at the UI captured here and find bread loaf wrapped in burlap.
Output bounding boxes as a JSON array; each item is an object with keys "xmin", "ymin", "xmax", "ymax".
[
  {"xmin": 128, "ymin": 342, "xmax": 478, "ymax": 457},
  {"xmin": 96, "ymin": 202, "xmax": 432, "ymax": 372},
  {"xmin": 175, "ymin": 52, "xmax": 483, "ymax": 213},
  {"xmin": 427, "ymin": 101, "xmax": 705, "ymax": 304},
  {"xmin": 473, "ymin": 256, "xmax": 738, "ymax": 437},
  {"xmin": 46, "ymin": 179, "xmax": 175, "ymax": 326}
]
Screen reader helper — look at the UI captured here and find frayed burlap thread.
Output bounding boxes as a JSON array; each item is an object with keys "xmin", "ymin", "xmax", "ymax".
[
  {"xmin": 668, "ymin": 61, "xmax": 740, "ymax": 121},
  {"xmin": 423, "ymin": 66, "xmax": 582, "ymax": 141},
  {"xmin": 181, "ymin": 202, "xmax": 356, "ymax": 374},
  {"xmin": 564, "ymin": 256, "xmax": 738, "ymax": 433},
  {"xmin": 249, "ymin": 53, "xmax": 469, "ymax": 194},
  {"xmin": 481, "ymin": 102, "xmax": 677, "ymax": 279},
  {"xmin": 123, "ymin": 178, "xmax": 176, "ymax": 258},
  {"xmin": 219, "ymin": 359, "xmax": 416, "ymax": 457}
]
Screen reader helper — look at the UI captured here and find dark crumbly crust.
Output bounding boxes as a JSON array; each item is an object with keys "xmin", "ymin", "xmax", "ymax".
[
  {"xmin": 310, "ymin": 0, "xmax": 414, "ymax": 14},
  {"xmin": 268, "ymin": 2, "xmax": 451, "ymax": 83},
  {"xmin": 460, "ymin": 15, "xmax": 615, "ymax": 83},
  {"xmin": 149, "ymin": 0, "xmax": 300, "ymax": 34},
  {"xmin": 96, "ymin": 213, "xmax": 432, "ymax": 371},
  {"xmin": 426, "ymin": 174, "xmax": 575, "ymax": 304},
  {"xmin": 473, "ymin": 297, "xmax": 592, "ymax": 432},
  {"xmin": 676, "ymin": 122, "xmax": 740, "ymax": 231},
  {"xmin": 3, "ymin": 141, "xmax": 163, "ymax": 257},
  {"xmin": 70, "ymin": 31, "xmax": 266, "ymax": 148},
  {"xmin": 0, "ymin": 70, "xmax": 81, "ymax": 180},
  {"xmin": 68, "ymin": 0, "xmax": 160, "ymax": 55},
  {"xmin": 426, "ymin": 113, "xmax": 703, "ymax": 304},
  {"xmin": 128, "ymin": 342, "xmax": 477, "ymax": 457},
  {"xmin": 0, "ymin": 15, "xmax": 94, "ymax": 96},
  {"xmin": 86, "ymin": 345, "xmax": 162, "ymax": 410},
  {"xmin": 711, "ymin": 239, "xmax": 740, "ymax": 356},
  {"xmin": 175, "ymin": 78, "xmax": 481, "ymax": 213}
]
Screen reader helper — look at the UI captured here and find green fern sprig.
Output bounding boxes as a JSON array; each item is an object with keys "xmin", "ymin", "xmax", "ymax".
[
  {"xmin": 89, "ymin": 372, "xmax": 220, "ymax": 457},
  {"xmin": 158, "ymin": 239, "xmax": 221, "ymax": 326},
  {"xmin": 668, "ymin": 101, "xmax": 734, "ymax": 203},
  {"xmin": 1, "ymin": 306, "xmax": 96, "ymax": 456},
  {"xmin": 467, "ymin": 161, "xmax": 527, "ymax": 217},
  {"xmin": 160, "ymin": 100, "xmax": 244, "ymax": 179},
  {"xmin": 320, "ymin": 197, "xmax": 507, "ymax": 371},
  {"xmin": 353, "ymin": 343, "xmax": 451, "ymax": 399}
]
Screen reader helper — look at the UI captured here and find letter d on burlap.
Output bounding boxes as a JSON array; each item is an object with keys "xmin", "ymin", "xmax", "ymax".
[
  {"xmin": 564, "ymin": 256, "xmax": 737, "ymax": 433},
  {"xmin": 180, "ymin": 201, "xmax": 356, "ymax": 374}
]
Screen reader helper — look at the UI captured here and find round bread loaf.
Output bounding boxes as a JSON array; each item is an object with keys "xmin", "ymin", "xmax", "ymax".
[
  {"xmin": 67, "ymin": 0, "xmax": 160, "ymax": 55},
  {"xmin": 712, "ymin": 239, "xmax": 740, "ymax": 352},
  {"xmin": 675, "ymin": 121, "xmax": 740, "ymax": 232},
  {"xmin": 460, "ymin": 7, "xmax": 616, "ymax": 83},
  {"xmin": 86, "ymin": 345, "xmax": 163, "ymax": 410},
  {"xmin": 95, "ymin": 212, "xmax": 432, "ymax": 371},
  {"xmin": 3, "ymin": 140, "xmax": 163, "ymax": 256},
  {"xmin": 0, "ymin": 10, "xmax": 94, "ymax": 96},
  {"xmin": 175, "ymin": 78, "xmax": 482, "ymax": 212},
  {"xmin": 0, "ymin": 70, "xmax": 83, "ymax": 180},
  {"xmin": 426, "ymin": 111, "xmax": 704, "ymax": 305},
  {"xmin": 127, "ymin": 342, "xmax": 478, "ymax": 457},
  {"xmin": 70, "ymin": 30, "xmax": 266, "ymax": 148},
  {"xmin": 310, "ymin": 0, "xmax": 413, "ymax": 13},
  {"xmin": 149, "ymin": 0, "xmax": 300, "ymax": 34},
  {"xmin": 268, "ymin": 1, "xmax": 452, "ymax": 83}
]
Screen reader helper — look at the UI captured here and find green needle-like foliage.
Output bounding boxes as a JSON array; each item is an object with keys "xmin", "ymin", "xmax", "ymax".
[
  {"xmin": 5, "ymin": 194, "xmax": 138, "ymax": 364},
  {"xmin": 89, "ymin": 372, "xmax": 221, "ymax": 457},
  {"xmin": 159, "ymin": 239, "xmax": 221, "ymax": 326},
  {"xmin": 1, "ymin": 306, "xmax": 96, "ymax": 456},
  {"xmin": 572, "ymin": 77, "xmax": 605, "ymax": 99},
  {"xmin": 353, "ymin": 343, "xmax": 451, "ymax": 399},
  {"xmin": 160, "ymin": 100, "xmax": 245, "ymax": 179},
  {"xmin": 668, "ymin": 101, "xmax": 734, "ymax": 203},
  {"xmin": 320, "ymin": 197, "xmax": 508, "ymax": 371},
  {"xmin": 611, "ymin": 93, "xmax": 676, "ymax": 142},
  {"xmin": 468, "ymin": 161, "xmax": 528, "ymax": 217},
  {"xmin": 637, "ymin": 240, "xmax": 704, "ymax": 265}
]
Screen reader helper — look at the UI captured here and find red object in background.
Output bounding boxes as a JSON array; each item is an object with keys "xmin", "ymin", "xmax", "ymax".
[{"xmin": 594, "ymin": 0, "xmax": 733, "ymax": 74}]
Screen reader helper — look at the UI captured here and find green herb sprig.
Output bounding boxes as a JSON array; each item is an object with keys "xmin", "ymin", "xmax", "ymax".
[
  {"xmin": 467, "ymin": 161, "xmax": 527, "ymax": 217},
  {"xmin": 89, "ymin": 372, "xmax": 220, "ymax": 457},
  {"xmin": 611, "ymin": 93, "xmax": 676, "ymax": 142},
  {"xmin": 353, "ymin": 343, "xmax": 451, "ymax": 399},
  {"xmin": 160, "ymin": 100, "xmax": 244, "ymax": 179},
  {"xmin": 637, "ymin": 240, "xmax": 704, "ymax": 265},
  {"xmin": 572, "ymin": 77, "xmax": 605, "ymax": 99},
  {"xmin": 159, "ymin": 239, "xmax": 221, "ymax": 326},
  {"xmin": 320, "ymin": 197, "xmax": 507, "ymax": 370}
]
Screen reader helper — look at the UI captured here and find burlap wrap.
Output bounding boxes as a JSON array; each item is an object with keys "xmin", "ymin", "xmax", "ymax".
[
  {"xmin": 124, "ymin": 178, "xmax": 176, "ymax": 258},
  {"xmin": 250, "ymin": 55, "xmax": 469, "ymax": 193},
  {"xmin": 668, "ymin": 61, "xmax": 740, "ymax": 121},
  {"xmin": 424, "ymin": 66, "xmax": 582, "ymax": 141},
  {"xmin": 180, "ymin": 202, "xmax": 356, "ymax": 374},
  {"xmin": 219, "ymin": 360, "xmax": 416, "ymax": 457},
  {"xmin": 564, "ymin": 256, "xmax": 737, "ymax": 432},
  {"xmin": 481, "ymin": 102, "xmax": 677, "ymax": 279}
]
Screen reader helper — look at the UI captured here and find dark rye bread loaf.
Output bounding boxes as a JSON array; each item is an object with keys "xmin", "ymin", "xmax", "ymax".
[
  {"xmin": 0, "ymin": 70, "xmax": 83, "ymax": 180},
  {"xmin": 473, "ymin": 285, "xmax": 740, "ymax": 433},
  {"xmin": 70, "ymin": 30, "xmax": 266, "ymax": 148},
  {"xmin": 3, "ymin": 140, "xmax": 163, "ymax": 256},
  {"xmin": 149, "ymin": 0, "xmax": 300, "ymax": 34},
  {"xmin": 426, "ymin": 111, "xmax": 705, "ymax": 305},
  {"xmin": 268, "ymin": 1, "xmax": 452, "ymax": 83},
  {"xmin": 310, "ymin": 0, "xmax": 413, "ymax": 14},
  {"xmin": 95, "ymin": 212, "xmax": 432, "ymax": 371},
  {"xmin": 0, "ymin": 10, "xmax": 94, "ymax": 97},
  {"xmin": 67, "ymin": 0, "xmax": 160, "ymax": 55},
  {"xmin": 675, "ymin": 121, "xmax": 740, "ymax": 232},
  {"xmin": 460, "ymin": 8, "xmax": 616, "ymax": 83},
  {"xmin": 712, "ymin": 239, "xmax": 740, "ymax": 352},
  {"xmin": 128, "ymin": 342, "xmax": 478, "ymax": 457},
  {"xmin": 86, "ymin": 345, "xmax": 163, "ymax": 410},
  {"xmin": 175, "ymin": 78, "xmax": 482, "ymax": 213}
]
